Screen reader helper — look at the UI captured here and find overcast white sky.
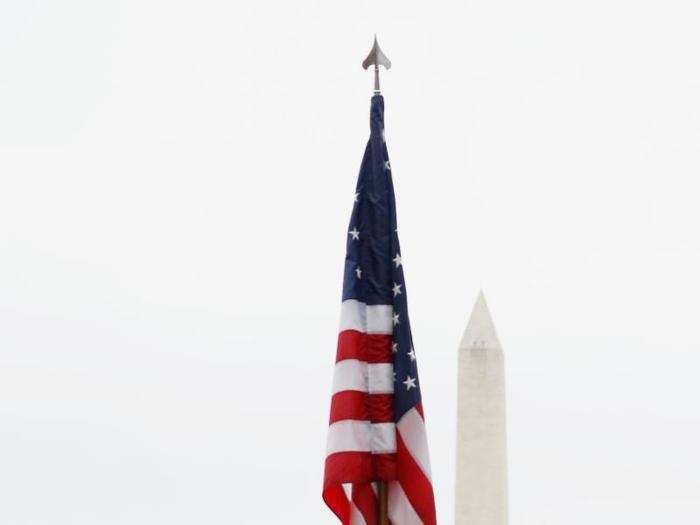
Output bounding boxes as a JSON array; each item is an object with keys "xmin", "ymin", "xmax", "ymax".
[{"xmin": 2, "ymin": 0, "xmax": 700, "ymax": 523}]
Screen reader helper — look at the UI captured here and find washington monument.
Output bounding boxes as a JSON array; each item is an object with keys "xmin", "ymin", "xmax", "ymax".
[{"xmin": 455, "ymin": 291, "xmax": 508, "ymax": 524}]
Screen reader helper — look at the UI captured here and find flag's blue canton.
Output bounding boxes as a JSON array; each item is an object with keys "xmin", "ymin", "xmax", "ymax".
[{"xmin": 342, "ymin": 95, "xmax": 421, "ymax": 421}]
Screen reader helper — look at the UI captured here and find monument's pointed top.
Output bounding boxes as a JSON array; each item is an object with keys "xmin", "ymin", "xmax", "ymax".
[{"xmin": 459, "ymin": 290, "xmax": 501, "ymax": 350}]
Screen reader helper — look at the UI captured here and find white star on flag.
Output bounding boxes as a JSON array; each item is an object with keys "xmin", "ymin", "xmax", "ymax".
[
  {"xmin": 392, "ymin": 342, "xmax": 398, "ymax": 353},
  {"xmin": 392, "ymin": 282, "xmax": 402, "ymax": 296},
  {"xmin": 408, "ymin": 348, "xmax": 416, "ymax": 361},
  {"xmin": 384, "ymin": 160, "xmax": 391, "ymax": 171},
  {"xmin": 349, "ymin": 228, "xmax": 360, "ymax": 241},
  {"xmin": 355, "ymin": 267, "xmax": 362, "ymax": 279},
  {"xmin": 393, "ymin": 253, "xmax": 402, "ymax": 268},
  {"xmin": 403, "ymin": 375, "xmax": 417, "ymax": 391},
  {"xmin": 392, "ymin": 313, "xmax": 400, "ymax": 326}
]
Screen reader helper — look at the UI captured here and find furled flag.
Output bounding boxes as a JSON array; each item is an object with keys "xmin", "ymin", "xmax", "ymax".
[{"xmin": 323, "ymin": 95, "xmax": 437, "ymax": 525}]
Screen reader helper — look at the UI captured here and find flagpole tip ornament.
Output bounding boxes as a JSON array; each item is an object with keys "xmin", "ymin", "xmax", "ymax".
[{"xmin": 362, "ymin": 35, "xmax": 391, "ymax": 94}]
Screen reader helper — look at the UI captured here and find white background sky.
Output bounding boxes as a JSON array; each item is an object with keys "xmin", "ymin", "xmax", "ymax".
[{"xmin": 2, "ymin": 1, "xmax": 700, "ymax": 523}]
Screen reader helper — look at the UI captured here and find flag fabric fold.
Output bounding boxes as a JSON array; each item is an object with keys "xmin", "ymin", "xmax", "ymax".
[{"xmin": 323, "ymin": 95, "xmax": 437, "ymax": 525}]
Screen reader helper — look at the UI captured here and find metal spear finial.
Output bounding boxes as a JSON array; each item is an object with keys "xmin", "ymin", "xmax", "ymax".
[{"xmin": 362, "ymin": 35, "xmax": 391, "ymax": 94}]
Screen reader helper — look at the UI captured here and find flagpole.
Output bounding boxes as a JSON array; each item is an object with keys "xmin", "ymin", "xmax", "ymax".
[
  {"xmin": 378, "ymin": 481, "xmax": 389, "ymax": 525},
  {"xmin": 363, "ymin": 35, "xmax": 392, "ymax": 525}
]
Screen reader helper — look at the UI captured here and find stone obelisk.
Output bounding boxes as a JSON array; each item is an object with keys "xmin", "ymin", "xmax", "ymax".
[{"xmin": 455, "ymin": 291, "xmax": 508, "ymax": 525}]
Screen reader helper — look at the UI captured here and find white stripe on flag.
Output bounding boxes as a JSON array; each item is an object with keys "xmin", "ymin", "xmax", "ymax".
[
  {"xmin": 397, "ymin": 408, "xmax": 432, "ymax": 480},
  {"xmin": 340, "ymin": 300, "xmax": 393, "ymax": 335},
  {"xmin": 349, "ymin": 502, "xmax": 368, "ymax": 525},
  {"xmin": 326, "ymin": 420, "xmax": 371, "ymax": 455},
  {"xmin": 371, "ymin": 422, "xmax": 396, "ymax": 454},
  {"xmin": 388, "ymin": 481, "xmax": 423, "ymax": 525},
  {"xmin": 368, "ymin": 363, "xmax": 394, "ymax": 394},
  {"xmin": 332, "ymin": 361, "xmax": 393, "ymax": 395},
  {"xmin": 326, "ymin": 421, "xmax": 397, "ymax": 455},
  {"xmin": 332, "ymin": 359, "xmax": 367, "ymax": 394}
]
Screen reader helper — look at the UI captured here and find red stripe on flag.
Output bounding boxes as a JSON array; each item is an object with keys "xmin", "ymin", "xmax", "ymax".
[
  {"xmin": 396, "ymin": 431, "xmax": 437, "ymax": 525},
  {"xmin": 364, "ymin": 333, "xmax": 392, "ymax": 363},
  {"xmin": 324, "ymin": 451, "xmax": 373, "ymax": 486},
  {"xmin": 329, "ymin": 391, "xmax": 369, "ymax": 424},
  {"xmin": 367, "ymin": 393, "xmax": 394, "ymax": 423},
  {"xmin": 337, "ymin": 331, "xmax": 392, "ymax": 363},
  {"xmin": 329, "ymin": 392, "xmax": 394, "ymax": 425},
  {"xmin": 336, "ymin": 330, "xmax": 364, "ymax": 361},
  {"xmin": 373, "ymin": 452, "xmax": 397, "ymax": 481},
  {"xmin": 322, "ymin": 484, "xmax": 350, "ymax": 525},
  {"xmin": 352, "ymin": 483, "xmax": 378, "ymax": 525},
  {"xmin": 415, "ymin": 403, "xmax": 424, "ymax": 420}
]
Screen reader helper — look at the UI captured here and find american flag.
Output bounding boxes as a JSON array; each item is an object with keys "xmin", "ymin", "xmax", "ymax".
[{"xmin": 322, "ymin": 95, "xmax": 437, "ymax": 525}]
